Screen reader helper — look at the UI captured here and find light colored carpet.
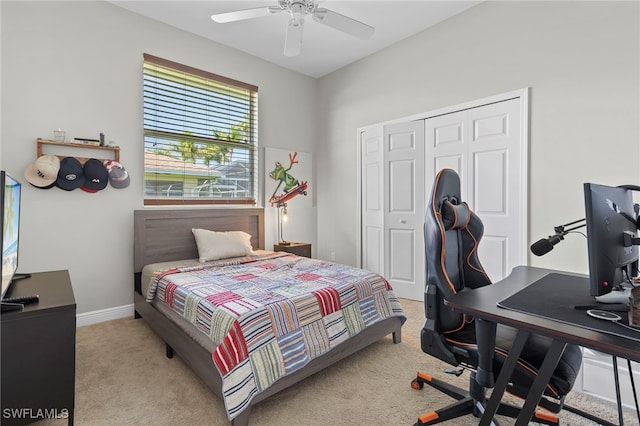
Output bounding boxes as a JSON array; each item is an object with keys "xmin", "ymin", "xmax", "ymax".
[{"xmin": 36, "ymin": 299, "xmax": 636, "ymax": 425}]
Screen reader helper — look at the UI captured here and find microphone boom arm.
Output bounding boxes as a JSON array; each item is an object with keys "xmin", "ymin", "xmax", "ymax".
[{"xmin": 554, "ymin": 218, "xmax": 586, "ymax": 236}]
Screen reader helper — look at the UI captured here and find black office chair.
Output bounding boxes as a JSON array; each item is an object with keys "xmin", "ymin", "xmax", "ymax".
[{"xmin": 412, "ymin": 168, "xmax": 584, "ymax": 425}]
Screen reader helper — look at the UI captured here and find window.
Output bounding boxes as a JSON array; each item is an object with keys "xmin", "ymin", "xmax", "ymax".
[{"xmin": 143, "ymin": 54, "xmax": 258, "ymax": 205}]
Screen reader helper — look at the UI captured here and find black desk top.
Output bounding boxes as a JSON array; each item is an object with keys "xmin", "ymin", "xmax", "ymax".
[{"xmin": 445, "ymin": 266, "xmax": 640, "ymax": 363}]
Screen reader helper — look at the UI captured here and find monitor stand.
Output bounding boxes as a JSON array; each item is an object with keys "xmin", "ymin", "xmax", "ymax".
[
  {"xmin": 11, "ymin": 273, "xmax": 31, "ymax": 282},
  {"xmin": 595, "ymin": 287, "xmax": 632, "ymax": 304},
  {"xmin": 0, "ymin": 273, "xmax": 32, "ymax": 314}
]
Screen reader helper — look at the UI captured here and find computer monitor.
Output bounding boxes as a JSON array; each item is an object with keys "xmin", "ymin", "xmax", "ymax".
[
  {"xmin": 1, "ymin": 171, "xmax": 22, "ymax": 299},
  {"xmin": 583, "ymin": 182, "xmax": 639, "ymax": 297}
]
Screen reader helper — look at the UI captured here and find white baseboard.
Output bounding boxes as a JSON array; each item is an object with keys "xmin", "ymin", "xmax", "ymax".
[
  {"xmin": 76, "ymin": 304, "xmax": 134, "ymax": 327},
  {"xmin": 580, "ymin": 348, "xmax": 640, "ymax": 410}
]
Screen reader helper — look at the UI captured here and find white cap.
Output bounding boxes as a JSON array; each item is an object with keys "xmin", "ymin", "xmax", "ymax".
[{"xmin": 24, "ymin": 155, "xmax": 60, "ymax": 188}]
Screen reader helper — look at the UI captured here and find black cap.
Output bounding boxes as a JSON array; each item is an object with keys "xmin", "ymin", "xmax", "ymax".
[
  {"xmin": 80, "ymin": 159, "xmax": 108, "ymax": 193},
  {"xmin": 56, "ymin": 157, "xmax": 85, "ymax": 191}
]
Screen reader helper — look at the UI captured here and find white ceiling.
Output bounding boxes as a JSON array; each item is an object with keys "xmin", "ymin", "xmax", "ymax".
[{"xmin": 108, "ymin": 1, "xmax": 481, "ymax": 78}]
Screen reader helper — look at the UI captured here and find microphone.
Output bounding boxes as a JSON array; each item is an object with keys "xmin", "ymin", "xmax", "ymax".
[
  {"xmin": 530, "ymin": 234, "xmax": 564, "ymax": 256},
  {"xmin": 530, "ymin": 218, "xmax": 586, "ymax": 256}
]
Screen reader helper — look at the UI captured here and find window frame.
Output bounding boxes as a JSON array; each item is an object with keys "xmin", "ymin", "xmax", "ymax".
[{"xmin": 142, "ymin": 54, "xmax": 258, "ymax": 206}]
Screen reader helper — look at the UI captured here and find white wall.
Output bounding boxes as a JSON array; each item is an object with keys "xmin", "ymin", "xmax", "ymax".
[
  {"xmin": 0, "ymin": 1, "xmax": 318, "ymax": 314},
  {"xmin": 317, "ymin": 1, "xmax": 640, "ymax": 277}
]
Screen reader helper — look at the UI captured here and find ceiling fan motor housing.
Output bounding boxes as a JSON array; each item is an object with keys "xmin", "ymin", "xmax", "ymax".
[{"xmin": 278, "ymin": 0, "xmax": 317, "ymax": 16}]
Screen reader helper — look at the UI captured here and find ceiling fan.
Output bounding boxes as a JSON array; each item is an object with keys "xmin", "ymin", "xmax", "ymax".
[{"xmin": 211, "ymin": 0, "xmax": 375, "ymax": 57}]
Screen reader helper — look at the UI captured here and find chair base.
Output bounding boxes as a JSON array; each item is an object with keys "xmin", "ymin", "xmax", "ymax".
[{"xmin": 411, "ymin": 371, "xmax": 560, "ymax": 426}]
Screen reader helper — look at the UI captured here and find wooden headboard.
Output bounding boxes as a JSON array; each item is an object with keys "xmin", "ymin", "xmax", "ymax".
[{"xmin": 133, "ymin": 207, "xmax": 265, "ymax": 273}]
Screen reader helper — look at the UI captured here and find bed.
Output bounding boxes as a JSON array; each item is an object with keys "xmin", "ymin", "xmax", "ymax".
[{"xmin": 133, "ymin": 207, "xmax": 405, "ymax": 425}]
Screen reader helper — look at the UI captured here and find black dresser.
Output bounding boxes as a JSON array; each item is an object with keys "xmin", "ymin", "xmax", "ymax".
[{"xmin": 1, "ymin": 270, "xmax": 76, "ymax": 425}]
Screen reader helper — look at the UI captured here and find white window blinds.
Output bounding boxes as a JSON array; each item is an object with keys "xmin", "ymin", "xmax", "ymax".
[{"xmin": 143, "ymin": 54, "xmax": 258, "ymax": 205}]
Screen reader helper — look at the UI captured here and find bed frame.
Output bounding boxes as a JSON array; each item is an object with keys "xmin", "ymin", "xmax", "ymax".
[{"xmin": 133, "ymin": 207, "xmax": 402, "ymax": 426}]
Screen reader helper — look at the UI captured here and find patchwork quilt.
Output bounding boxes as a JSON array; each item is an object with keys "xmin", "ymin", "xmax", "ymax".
[{"xmin": 145, "ymin": 252, "xmax": 405, "ymax": 420}]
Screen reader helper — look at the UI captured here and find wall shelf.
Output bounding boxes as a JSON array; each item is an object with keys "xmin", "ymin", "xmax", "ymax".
[{"xmin": 37, "ymin": 138, "xmax": 120, "ymax": 164}]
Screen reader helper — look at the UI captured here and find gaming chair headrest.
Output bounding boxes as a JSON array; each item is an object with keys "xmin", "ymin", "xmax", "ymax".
[
  {"xmin": 430, "ymin": 169, "xmax": 470, "ymax": 230},
  {"xmin": 442, "ymin": 200, "xmax": 471, "ymax": 230}
]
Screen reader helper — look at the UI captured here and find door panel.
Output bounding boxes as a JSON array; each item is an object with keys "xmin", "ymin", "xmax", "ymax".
[
  {"xmin": 426, "ymin": 97, "xmax": 523, "ymax": 283},
  {"xmin": 434, "ymin": 122, "xmax": 464, "ymax": 146},
  {"xmin": 432, "ymin": 117, "xmax": 465, "ymax": 148},
  {"xmin": 364, "ymin": 226, "xmax": 382, "ymax": 274},
  {"xmin": 389, "ymin": 229, "xmax": 415, "ymax": 282},
  {"xmin": 426, "ymin": 114, "xmax": 467, "ymax": 201},
  {"xmin": 360, "ymin": 128, "xmax": 384, "ymax": 275},
  {"xmin": 474, "ymin": 112, "xmax": 509, "ymax": 141},
  {"xmin": 434, "ymin": 155, "xmax": 463, "ymax": 178},
  {"xmin": 389, "ymin": 160, "xmax": 415, "ymax": 212},
  {"xmin": 383, "ymin": 121, "xmax": 425, "ymax": 300},
  {"xmin": 473, "ymin": 149, "xmax": 507, "ymax": 214},
  {"xmin": 480, "ymin": 236, "xmax": 507, "ymax": 281},
  {"xmin": 468, "ymin": 99, "xmax": 522, "ymax": 281},
  {"xmin": 365, "ymin": 163, "xmax": 381, "ymax": 210}
]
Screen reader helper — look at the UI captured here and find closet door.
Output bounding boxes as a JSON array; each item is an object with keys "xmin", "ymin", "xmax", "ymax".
[
  {"xmin": 383, "ymin": 121, "xmax": 425, "ymax": 300},
  {"xmin": 359, "ymin": 91, "xmax": 527, "ymax": 301},
  {"xmin": 425, "ymin": 98, "xmax": 524, "ymax": 282},
  {"xmin": 360, "ymin": 128, "xmax": 384, "ymax": 275}
]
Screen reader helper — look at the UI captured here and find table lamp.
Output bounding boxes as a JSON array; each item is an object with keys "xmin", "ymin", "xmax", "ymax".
[{"xmin": 277, "ymin": 201, "xmax": 289, "ymax": 245}]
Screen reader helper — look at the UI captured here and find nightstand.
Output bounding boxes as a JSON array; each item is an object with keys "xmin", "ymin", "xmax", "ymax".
[
  {"xmin": 274, "ymin": 242, "xmax": 312, "ymax": 258},
  {"xmin": 1, "ymin": 270, "xmax": 76, "ymax": 425}
]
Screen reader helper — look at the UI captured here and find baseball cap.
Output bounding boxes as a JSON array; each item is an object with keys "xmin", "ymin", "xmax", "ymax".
[
  {"xmin": 24, "ymin": 155, "xmax": 60, "ymax": 188},
  {"xmin": 103, "ymin": 160, "xmax": 130, "ymax": 189},
  {"xmin": 80, "ymin": 158, "xmax": 108, "ymax": 193},
  {"xmin": 56, "ymin": 157, "xmax": 85, "ymax": 191}
]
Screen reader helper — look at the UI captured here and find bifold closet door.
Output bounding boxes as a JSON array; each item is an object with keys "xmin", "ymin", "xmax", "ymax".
[
  {"xmin": 383, "ymin": 121, "xmax": 425, "ymax": 300},
  {"xmin": 425, "ymin": 97, "xmax": 524, "ymax": 282},
  {"xmin": 360, "ymin": 93, "xmax": 526, "ymax": 300},
  {"xmin": 360, "ymin": 127, "xmax": 384, "ymax": 276}
]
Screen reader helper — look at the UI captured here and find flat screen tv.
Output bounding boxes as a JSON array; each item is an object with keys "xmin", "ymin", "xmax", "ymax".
[
  {"xmin": 1, "ymin": 171, "xmax": 21, "ymax": 299},
  {"xmin": 583, "ymin": 182, "xmax": 638, "ymax": 297}
]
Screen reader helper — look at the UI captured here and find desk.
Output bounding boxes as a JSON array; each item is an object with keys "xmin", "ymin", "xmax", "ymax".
[{"xmin": 445, "ymin": 266, "xmax": 640, "ymax": 425}]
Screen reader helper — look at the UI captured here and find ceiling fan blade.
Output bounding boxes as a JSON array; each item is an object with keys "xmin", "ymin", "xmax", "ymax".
[
  {"xmin": 284, "ymin": 18, "xmax": 304, "ymax": 57},
  {"xmin": 312, "ymin": 8, "xmax": 374, "ymax": 40},
  {"xmin": 211, "ymin": 6, "xmax": 281, "ymax": 24}
]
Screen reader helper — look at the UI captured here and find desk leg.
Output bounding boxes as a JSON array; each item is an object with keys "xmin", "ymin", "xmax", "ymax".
[
  {"xmin": 515, "ymin": 339, "xmax": 566, "ymax": 426},
  {"xmin": 613, "ymin": 356, "xmax": 624, "ymax": 426},
  {"xmin": 628, "ymin": 359, "xmax": 640, "ymax": 424},
  {"xmin": 479, "ymin": 329, "xmax": 530, "ymax": 426}
]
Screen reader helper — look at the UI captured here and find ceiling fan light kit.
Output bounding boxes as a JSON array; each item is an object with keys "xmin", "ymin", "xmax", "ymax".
[
  {"xmin": 285, "ymin": 17, "xmax": 304, "ymax": 57},
  {"xmin": 211, "ymin": 0, "xmax": 374, "ymax": 57}
]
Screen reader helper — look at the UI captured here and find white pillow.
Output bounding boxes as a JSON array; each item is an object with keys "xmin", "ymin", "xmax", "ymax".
[{"xmin": 192, "ymin": 228, "xmax": 254, "ymax": 262}]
